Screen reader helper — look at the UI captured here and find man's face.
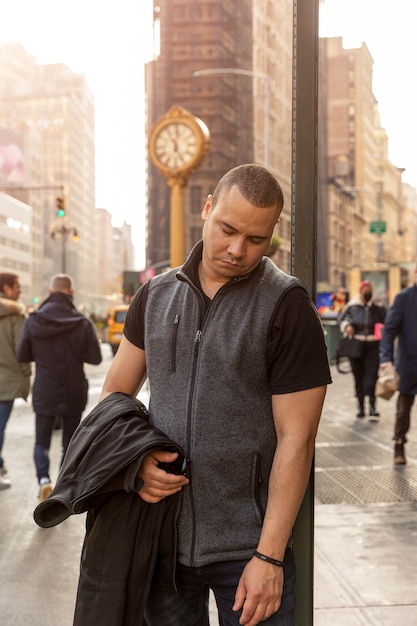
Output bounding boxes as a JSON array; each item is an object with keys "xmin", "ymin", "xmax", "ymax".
[
  {"xmin": 4, "ymin": 280, "xmax": 21, "ymax": 301},
  {"xmin": 201, "ymin": 185, "xmax": 279, "ymax": 282}
]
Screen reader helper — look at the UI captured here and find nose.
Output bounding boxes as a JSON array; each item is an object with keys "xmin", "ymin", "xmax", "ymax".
[{"xmin": 227, "ymin": 236, "xmax": 246, "ymax": 258}]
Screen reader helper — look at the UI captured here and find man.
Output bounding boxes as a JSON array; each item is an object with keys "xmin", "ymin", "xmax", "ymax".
[
  {"xmin": 17, "ymin": 274, "xmax": 102, "ymax": 501},
  {"xmin": 379, "ymin": 269, "xmax": 417, "ymax": 464},
  {"xmin": 0, "ymin": 272, "xmax": 31, "ymax": 490},
  {"xmin": 101, "ymin": 164, "xmax": 331, "ymax": 625}
]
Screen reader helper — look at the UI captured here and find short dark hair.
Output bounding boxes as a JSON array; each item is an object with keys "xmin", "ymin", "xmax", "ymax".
[
  {"xmin": 212, "ymin": 164, "xmax": 284, "ymax": 213},
  {"xmin": 0, "ymin": 272, "xmax": 18, "ymax": 293}
]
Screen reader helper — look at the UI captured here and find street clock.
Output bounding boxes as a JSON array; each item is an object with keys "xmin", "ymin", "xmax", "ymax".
[{"xmin": 148, "ymin": 105, "xmax": 210, "ymax": 179}]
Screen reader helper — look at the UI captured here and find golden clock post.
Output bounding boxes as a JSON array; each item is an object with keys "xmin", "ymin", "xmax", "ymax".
[{"xmin": 148, "ymin": 105, "xmax": 210, "ymax": 267}]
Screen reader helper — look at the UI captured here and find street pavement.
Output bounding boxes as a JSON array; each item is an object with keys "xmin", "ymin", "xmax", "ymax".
[
  {"xmin": 314, "ymin": 357, "xmax": 417, "ymax": 625},
  {"xmin": 0, "ymin": 343, "xmax": 416, "ymax": 625}
]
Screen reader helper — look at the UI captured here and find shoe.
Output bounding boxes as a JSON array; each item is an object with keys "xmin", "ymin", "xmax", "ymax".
[
  {"xmin": 38, "ymin": 481, "xmax": 53, "ymax": 502},
  {"xmin": 394, "ymin": 443, "xmax": 406, "ymax": 465},
  {"xmin": 369, "ymin": 397, "xmax": 380, "ymax": 420},
  {"xmin": 369, "ymin": 408, "xmax": 380, "ymax": 422},
  {"xmin": 0, "ymin": 474, "xmax": 11, "ymax": 490},
  {"xmin": 356, "ymin": 398, "xmax": 365, "ymax": 418}
]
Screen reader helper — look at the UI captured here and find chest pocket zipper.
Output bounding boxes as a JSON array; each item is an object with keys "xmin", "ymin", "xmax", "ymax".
[{"xmin": 172, "ymin": 314, "xmax": 180, "ymax": 372}]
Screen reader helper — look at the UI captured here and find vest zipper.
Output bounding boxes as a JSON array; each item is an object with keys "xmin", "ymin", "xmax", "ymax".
[
  {"xmin": 172, "ymin": 314, "xmax": 180, "ymax": 372},
  {"xmin": 194, "ymin": 329, "xmax": 201, "ymax": 356},
  {"xmin": 188, "ymin": 328, "xmax": 202, "ymax": 564}
]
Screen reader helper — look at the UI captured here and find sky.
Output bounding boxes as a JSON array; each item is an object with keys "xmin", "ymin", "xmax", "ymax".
[{"xmin": 1, "ymin": 0, "xmax": 416, "ymax": 268}]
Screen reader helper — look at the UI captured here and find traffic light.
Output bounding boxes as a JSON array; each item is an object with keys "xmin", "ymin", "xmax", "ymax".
[{"xmin": 56, "ymin": 196, "xmax": 66, "ymax": 217}]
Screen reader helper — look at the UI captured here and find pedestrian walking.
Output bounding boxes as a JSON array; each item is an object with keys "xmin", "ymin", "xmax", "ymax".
[
  {"xmin": 338, "ymin": 280, "xmax": 386, "ymax": 419},
  {"xmin": 16, "ymin": 273, "xmax": 102, "ymax": 501},
  {"xmin": 379, "ymin": 269, "xmax": 417, "ymax": 464},
  {"xmin": 0, "ymin": 272, "xmax": 31, "ymax": 490},
  {"xmin": 100, "ymin": 164, "xmax": 331, "ymax": 625}
]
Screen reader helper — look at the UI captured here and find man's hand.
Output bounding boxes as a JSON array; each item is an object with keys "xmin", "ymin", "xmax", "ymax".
[
  {"xmin": 380, "ymin": 361, "xmax": 392, "ymax": 371},
  {"xmin": 137, "ymin": 450, "xmax": 189, "ymax": 503},
  {"xmin": 233, "ymin": 557, "xmax": 283, "ymax": 625}
]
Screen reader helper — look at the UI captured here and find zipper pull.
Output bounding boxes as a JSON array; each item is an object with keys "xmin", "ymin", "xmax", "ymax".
[
  {"xmin": 174, "ymin": 314, "xmax": 180, "ymax": 325},
  {"xmin": 194, "ymin": 330, "xmax": 201, "ymax": 355}
]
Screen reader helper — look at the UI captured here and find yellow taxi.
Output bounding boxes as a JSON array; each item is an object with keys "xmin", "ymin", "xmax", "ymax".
[{"xmin": 107, "ymin": 304, "xmax": 129, "ymax": 355}]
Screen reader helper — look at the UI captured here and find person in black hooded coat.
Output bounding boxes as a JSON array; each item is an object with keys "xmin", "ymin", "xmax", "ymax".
[{"xmin": 16, "ymin": 273, "xmax": 102, "ymax": 500}]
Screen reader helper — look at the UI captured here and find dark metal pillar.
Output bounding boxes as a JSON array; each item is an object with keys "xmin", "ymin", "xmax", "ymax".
[{"xmin": 291, "ymin": 1, "xmax": 319, "ymax": 624}]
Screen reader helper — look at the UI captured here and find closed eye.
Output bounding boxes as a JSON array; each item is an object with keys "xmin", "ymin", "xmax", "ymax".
[
  {"xmin": 249, "ymin": 237, "xmax": 268, "ymax": 245},
  {"xmin": 219, "ymin": 222, "xmax": 267, "ymax": 245}
]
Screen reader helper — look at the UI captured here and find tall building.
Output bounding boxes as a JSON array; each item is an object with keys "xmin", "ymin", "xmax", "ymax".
[
  {"xmin": 324, "ymin": 38, "xmax": 379, "ymax": 276},
  {"xmin": 96, "ymin": 208, "xmax": 135, "ymax": 312},
  {"xmin": 0, "ymin": 42, "xmax": 97, "ymax": 305},
  {"xmin": 319, "ymin": 36, "xmax": 416, "ymax": 298},
  {"xmin": 145, "ymin": 0, "xmax": 293, "ymax": 272},
  {"xmin": 0, "ymin": 192, "xmax": 31, "ymax": 299}
]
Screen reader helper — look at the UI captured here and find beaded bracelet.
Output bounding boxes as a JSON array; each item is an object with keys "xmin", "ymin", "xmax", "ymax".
[{"xmin": 253, "ymin": 550, "xmax": 285, "ymax": 567}]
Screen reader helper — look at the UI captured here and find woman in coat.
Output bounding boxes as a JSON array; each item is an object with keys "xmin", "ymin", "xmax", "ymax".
[
  {"xmin": 338, "ymin": 281, "xmax": 386, "ymax": 419},
  {"xmin": 0, "ymin": 272, "xmax": 31, "ymax": 489}
]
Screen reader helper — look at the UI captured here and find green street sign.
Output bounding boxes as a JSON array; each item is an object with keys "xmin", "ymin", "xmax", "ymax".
[{"xmin": 369, "ymin": 220, "xmax": 386, "ymax": 234}]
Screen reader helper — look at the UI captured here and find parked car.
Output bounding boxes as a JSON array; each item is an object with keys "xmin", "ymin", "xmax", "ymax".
[{"xmin": 107, "ymin": 304, "xmax": 129, "ymax": 355}]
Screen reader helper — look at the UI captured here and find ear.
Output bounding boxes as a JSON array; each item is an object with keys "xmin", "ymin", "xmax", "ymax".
[{"xmin": 201, "ymin": 195, "xmax": 213, "ymax": 221}]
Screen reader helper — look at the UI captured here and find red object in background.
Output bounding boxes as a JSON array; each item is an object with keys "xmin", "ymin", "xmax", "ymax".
[{"xmin": 374, "ymin": 323, "xmax": 384, "ymax": 340}]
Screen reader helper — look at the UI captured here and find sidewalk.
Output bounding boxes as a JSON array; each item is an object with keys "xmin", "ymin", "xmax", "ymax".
[
  {"xmin": 314, "ymin": 362, "xmax": 417, "ymax": 625},
  {"xmin": 0, "ymin": 347, "xmax": 416, "ymax": 624}
]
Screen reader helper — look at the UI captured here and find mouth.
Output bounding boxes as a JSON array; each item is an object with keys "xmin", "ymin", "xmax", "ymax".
[{"xmin": 220, "ymin": 259, "xmax": 241, "ymax": 270}]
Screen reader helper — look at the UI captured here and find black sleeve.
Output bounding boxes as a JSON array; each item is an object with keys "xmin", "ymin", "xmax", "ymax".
[
  {"xmin": 267, "ymin": 287, "xmax": 332, "ymax": 394},
  {"xmin": 123, "ymin": 282, "xmax": 150, "ymax": 350}
]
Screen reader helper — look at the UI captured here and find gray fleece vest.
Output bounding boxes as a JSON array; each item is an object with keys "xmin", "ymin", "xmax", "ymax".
[{"xmin": 144, "ymin": 245, "xmax": 300, "ymax": 567}]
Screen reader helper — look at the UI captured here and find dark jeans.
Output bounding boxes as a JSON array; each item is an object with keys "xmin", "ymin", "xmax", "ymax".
[
  {"xmin": 349, "ymin": 341, "xmax": 380, "ymax": 398},
  {"xmin": 34, "ymin": 413, "xmax": 81, "ymax": 482},
  {"xmin": 144, "ymin": 548, "xmax": 296, "ymax": 626},
  {"xmin": 394, "ymin": 393, "xmax": 415, "ymax": 443},
  {"xmin": 0, "ymin": 400, "xmax": 14, "ymax": 468}
]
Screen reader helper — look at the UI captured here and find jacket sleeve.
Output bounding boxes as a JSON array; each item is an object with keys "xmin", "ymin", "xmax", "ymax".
[
  {"xmin": 377, "ymin": 304, "xmax": 387, "ymax": 323},
  {"xmin": 83, "ymin": 320, "xmax": 102, "ymax": 365},
  {"xmin": 379, "ymin": 296, "xmax": 403, "ymax": 363},
  {"xmin": 338, "ymin": 305, "xmax": 352, "ymax": 333},
  {"xmin": 15, "ymin": 317, "xmax": 33, "ymax": 375}
]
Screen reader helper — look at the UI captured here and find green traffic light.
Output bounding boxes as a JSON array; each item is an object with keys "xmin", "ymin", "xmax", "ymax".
[{"xmin": 56, "ymin": 195, "xmax": 65, "ymax": 217}]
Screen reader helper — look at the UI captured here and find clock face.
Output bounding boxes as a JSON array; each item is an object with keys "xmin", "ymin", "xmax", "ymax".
[{"xmin": 154, "ymin": 122, "xmax": 199, "ymax": 169}]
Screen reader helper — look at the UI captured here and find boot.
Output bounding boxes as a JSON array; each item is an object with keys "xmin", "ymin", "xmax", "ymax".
[
  {"xmin": 369, "ymin": 397, "xmax": 380, "ymax": 419},
  {"xmin": 394, "ymin": 440, "xmax": 406, "ymax": 465},
  {"xmin": 356, "ymin": 397, "xmax": 365, "ymax": 418}
]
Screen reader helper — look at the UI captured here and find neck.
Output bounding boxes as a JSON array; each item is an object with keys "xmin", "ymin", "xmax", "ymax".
[{"xmin": 198, "ymin": 262, "xmax": 229, "ymax": 299}]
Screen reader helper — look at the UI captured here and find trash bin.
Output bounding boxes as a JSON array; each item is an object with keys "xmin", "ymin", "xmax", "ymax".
[{"xmin": 321, "ymin": 319, "xmax": 342, "ymax": 363}]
